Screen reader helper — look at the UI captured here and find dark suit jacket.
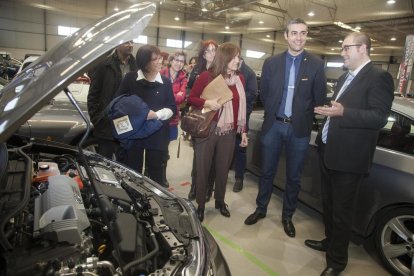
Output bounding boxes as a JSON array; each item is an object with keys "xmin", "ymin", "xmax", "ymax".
[
  {"xmin": 260, "ymin": 50, "xmax": 327, "ymax": 137},
  {"xmin": 318, "ymin": 62, "xmax": 394, "ymax": 174}
]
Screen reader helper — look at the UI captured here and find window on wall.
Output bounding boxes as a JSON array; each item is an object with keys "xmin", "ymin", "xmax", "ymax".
[
  {"xmin": 58, "ymin": 26, "xmax": 80, "ymax": 36},
  {"xmin": 246, "ymin": 50, "xmax": 265, "ymax": 59},
  {"xmin": 326, "ymin": 62, "xmax": 344, "ymax": 68},
  {"xmin": 133, "ymin": 35, "xmax": 148, "ymax": 44},
  {"xmin": 166, "ymin": 39, "xmax": 192, "ymax": 48}
]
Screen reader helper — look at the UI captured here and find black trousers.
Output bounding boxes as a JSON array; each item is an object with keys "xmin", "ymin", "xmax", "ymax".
[
  {"xmin": 118, "ymin": 143, "xmax": 166, "ymax": 185},
  {"xmin": 97, "ymin": 138, "xmax": 119, "ymax": 160},
  {"xmin": 319, "ymin": 146, "xmax": 363, "ymax": 271}
]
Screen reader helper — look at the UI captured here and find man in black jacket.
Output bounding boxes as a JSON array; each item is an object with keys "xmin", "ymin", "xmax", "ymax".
[
  {"xmin": 232, "ymin": 58, "xmax": 257, "ymax": 192},
  {"xmin": 306, "ymin": 32, "xmax": 394, "ymax": 276},
  {"xmin": 87, "ymin": 41, "xmax": 137, "ymax": 159}
]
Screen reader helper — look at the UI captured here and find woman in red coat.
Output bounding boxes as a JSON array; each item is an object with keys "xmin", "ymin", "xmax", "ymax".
[
  {"xmin": 160, "ymin": 51, "xmax": 188, "ymax": 186},
  {"xmin": 188, "ymin": 42, "xmax": 248, "ymax": 222}
]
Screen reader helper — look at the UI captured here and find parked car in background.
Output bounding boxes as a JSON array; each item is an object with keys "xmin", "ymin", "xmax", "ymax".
[
  {"xmin": 0, "ymin": 52, "xmax": 21, "ymax": 80},
  {"xmin": 0, "ymin": 3, "xmax": 230, "ymax": 276},
  {"xmin": 246, "ymin": 97, "xmax": 414, "ymax": 276}
]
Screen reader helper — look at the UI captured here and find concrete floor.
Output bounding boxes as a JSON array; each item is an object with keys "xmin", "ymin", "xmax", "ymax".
[{"xmin": 166, "ymin": 137, "xmax": 391, "ymax": 276}]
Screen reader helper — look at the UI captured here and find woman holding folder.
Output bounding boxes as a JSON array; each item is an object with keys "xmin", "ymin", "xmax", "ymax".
[{"xmin": 188, "ymin": 42, "xmax": 248, "ymax": 222}]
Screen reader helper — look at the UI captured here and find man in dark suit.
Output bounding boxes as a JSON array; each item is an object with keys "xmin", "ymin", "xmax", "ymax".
[
  {"xmin": 244, "ymin": 18, "xmax": 327, "ymax": 238},
  {"xmin": 305, "ymin": 32, "xmax": 394, "ymax": 276}
]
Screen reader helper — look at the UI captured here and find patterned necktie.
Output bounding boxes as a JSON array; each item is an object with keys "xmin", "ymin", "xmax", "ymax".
[
  {"xmin": 321, "ymin": 73, "xmax": 354, "ymax": 143},
  {"xmin": 284, "ymin": 57, "xmax": 296, "ymax": 117}
]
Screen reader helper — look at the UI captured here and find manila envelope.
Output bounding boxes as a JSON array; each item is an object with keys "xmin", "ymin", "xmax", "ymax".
[{"xmin": 201, "ymin": 74, "xmax": 233, "ymax": 112}]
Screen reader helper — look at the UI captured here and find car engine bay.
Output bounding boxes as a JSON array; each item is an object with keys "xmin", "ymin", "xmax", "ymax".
[{"xmin": 0, "ymin": 139, "xmax": 200, "ymax": 276}]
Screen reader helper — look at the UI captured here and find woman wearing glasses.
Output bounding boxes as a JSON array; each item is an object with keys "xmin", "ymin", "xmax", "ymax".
[
  {"xmin": 160, "ymin": 51, "xmax": 188, "ymax": 186},
  {"xmin": 115, "ymin": 44, "xmax": 176, "ymax": 186},
  {"xmin": 188, "ymin": 42, "xmax": 248, "ymax": 222},
  {"xmin": 187, "ymin": 40, "xmax": 218, "ymax": 201}
]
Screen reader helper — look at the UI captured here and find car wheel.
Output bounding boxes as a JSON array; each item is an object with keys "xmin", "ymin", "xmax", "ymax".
[
  {"xmin": 81, "ymin": 137, "xmax": 99, "ymax": 153},
  {"xmin": 374, "ymin": 207, "xmax": 414, "ymax": 276}
]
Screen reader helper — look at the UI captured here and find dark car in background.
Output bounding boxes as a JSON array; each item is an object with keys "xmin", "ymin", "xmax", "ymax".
[
  {"xmin": 246, "ymin": 97, "xmax": 414, "ymax": 276},
  {"xmin": 0, "ymin": 3, "xmax": 230, "ymax": 276}
]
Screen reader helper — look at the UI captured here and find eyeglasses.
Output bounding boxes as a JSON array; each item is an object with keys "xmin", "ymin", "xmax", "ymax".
[
  {"xmin": 341, "ymin": 44, "xmax": 362, "ymax": 52},
  {"xmin": 173, "ymin": 58, "xmax": 185, "ymax": 64},
  {"xmin": 204, "ymin": 48, "xmax": 216, "ymax": 54}
]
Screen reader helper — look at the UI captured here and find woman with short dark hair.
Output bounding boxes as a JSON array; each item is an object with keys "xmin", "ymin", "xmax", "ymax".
[
  {"xmin": 115, "ymin": 44, "xmax": 176, "ymax": 186},
  {"xmin": 188, "ymin": 42, "xmax": 248, "ymax": 222}
]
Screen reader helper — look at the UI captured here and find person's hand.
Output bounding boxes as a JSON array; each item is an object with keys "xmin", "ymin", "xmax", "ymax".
[
  {"xmin": 240, "ymin": 132, "xmax": 248, "ymax": 147},
  {"xmin": 314, "ymin": 101, "xmax": 344, "ymax": 117},
  {"xmin": 147, "ymin": 110, "xmax": 158, "ymax": 120},
  {"xmin": 155, "ymin": 108, "xmax": 174, "ymax": 120},
  {"xmin": 204, "ymin": 96, "xmax": 222, "ymax": 111}
]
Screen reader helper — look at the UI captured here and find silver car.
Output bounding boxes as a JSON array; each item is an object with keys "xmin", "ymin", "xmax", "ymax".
[
  {"xmin": 0, "ymin": 3, "xmax": 230, "ymax": 276},
  {"xmin": 246, "ymin": 96, "xmax": 414, "ymax": 276}
]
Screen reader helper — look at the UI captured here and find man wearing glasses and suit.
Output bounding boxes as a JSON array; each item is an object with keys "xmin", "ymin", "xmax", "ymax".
[
  {"xmin": 305, "ymin": 32, "xmax": 394, "ymax": 276},
  {"xmin": 244, "ymin": 18, "xmax": 327, "ymax": 238}
]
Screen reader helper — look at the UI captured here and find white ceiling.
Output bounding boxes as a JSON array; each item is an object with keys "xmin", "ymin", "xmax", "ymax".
[{"xmin": 8, "ymin": 0, "xmax": 414, "ymax": 57}]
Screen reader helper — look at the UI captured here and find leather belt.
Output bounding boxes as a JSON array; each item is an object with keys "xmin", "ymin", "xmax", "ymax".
[{"xmin": 276, "ymin": 117, "xmax": 291, "ymax": 123}]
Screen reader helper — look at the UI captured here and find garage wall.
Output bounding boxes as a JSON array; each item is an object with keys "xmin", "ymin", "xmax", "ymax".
[{"xmin": 0, "ymin": 1, "xmax": 405, "ymax": 79}]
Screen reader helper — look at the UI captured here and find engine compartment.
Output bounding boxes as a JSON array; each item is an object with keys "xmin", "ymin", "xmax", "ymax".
[{"xmin": 0, "ymin": 140, "xmax": 199, "ymax": 276}]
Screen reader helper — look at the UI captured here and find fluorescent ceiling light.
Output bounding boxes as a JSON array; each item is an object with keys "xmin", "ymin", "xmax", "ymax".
[
  {"xmin": 246, "ymin": 50, "xmax": 265, "ymax": 59},
  {"xmin": 225, "ymin": 26, "xmax": 230, "ymax": 30},
  {"xmin": 259, "ymin": 20, "xmax": 264, "ymax": 24},
  {"xmin": 390, "ymin": 37, "xmax": 396, "ymax": 41},
  {"xmin": 174, "ymin": 16, "xmax": 180, "ymax": 21},
  {"xmin": 133, "ymin": 35, "xmax": 148, "ymax": 44},
  {"xmin": 307, "ymin": 11, "xmax": 315, "ymax": 17},
  {"xmin": 334, "ymin": 21, "xmax": 360, "ymax": 32},
  {"xmin": 266, "ymin": 34, "xmax": 271, "ymax": 38},
  {"xmin": 114, "ymin": 7, "xmax": 119, "ymax": 11},
  {"xmin": 327, "ymin": 62, "xmax": 344, "ymax": 68},
  {"xmin": 387, "ymin": 0, "xmax": 396, "ymax": 4}
]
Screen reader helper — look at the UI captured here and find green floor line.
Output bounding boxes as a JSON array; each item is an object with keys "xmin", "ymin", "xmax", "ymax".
[{"xmin": 206, "ymin": 226, "xmax": 279, "ymax": 276}]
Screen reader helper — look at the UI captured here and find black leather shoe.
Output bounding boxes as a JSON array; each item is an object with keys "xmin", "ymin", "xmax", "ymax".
[
  {"xmin": 197, "ymin": 206, "xmax": 205, "ymax": 222},
  {"xmin": 282, "ymin": 219, "xmax": 295, "ymax": 237},
  {"xmin": 215, "ymin": 201, "xmax": 230, "ymax": 217},
  {"xmin": 233, "ymin": 178, "xmax": 243, "ymax": 192},
  {"xmin": 320, "ymin": 267, "xmax": 342, "ymax": 276},
  {"xmin": 304, "ymin": 239, "xmax": 327, "ymax": 252},
  {"xmin": 188, "ymin": 185, "xmax": 196, "ymax": 201},
  {"xmin": 244, "ymin": 211, "xmax": 266, "ymax": 225}
]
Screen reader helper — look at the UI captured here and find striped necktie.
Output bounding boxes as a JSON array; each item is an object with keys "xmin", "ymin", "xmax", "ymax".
[{"xmin": 321, "ymin": 73, "xmax": 354, "ymax": 143}]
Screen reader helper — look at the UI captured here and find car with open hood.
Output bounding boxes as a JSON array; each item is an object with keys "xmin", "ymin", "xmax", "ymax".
[{"xmin": 0, "ymin": 2, "xmax": 230, "ymax": 276}]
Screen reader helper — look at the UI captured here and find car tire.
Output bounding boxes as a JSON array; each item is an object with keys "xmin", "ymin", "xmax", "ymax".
[
  {"xmin": 81, "ymin": 137, "xmax": 100, "ymax": 153},
  {"xmin": 374, "ymin": 207, "xmax": 414, "ymax": 276}
]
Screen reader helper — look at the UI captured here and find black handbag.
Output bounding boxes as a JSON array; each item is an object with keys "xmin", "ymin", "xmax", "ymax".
[{"xmin": 180, "ymin": 107, "xmax": 217, "ymax": 138}]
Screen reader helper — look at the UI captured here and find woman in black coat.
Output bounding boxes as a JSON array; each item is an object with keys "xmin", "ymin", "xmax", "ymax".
[{"xmin": 115, "ymin": 45, "xmax": 176, "ymax": 186}]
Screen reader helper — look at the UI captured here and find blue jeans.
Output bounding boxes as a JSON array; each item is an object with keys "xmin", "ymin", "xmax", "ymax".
[{"xmin": 256, "ymin": 120, "xmax": 310, "ymax": 219}]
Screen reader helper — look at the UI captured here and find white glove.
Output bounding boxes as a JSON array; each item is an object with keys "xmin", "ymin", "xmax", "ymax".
[{"xmin": 155, "ymin": 108, "xmax": 173, "ymax": 120}]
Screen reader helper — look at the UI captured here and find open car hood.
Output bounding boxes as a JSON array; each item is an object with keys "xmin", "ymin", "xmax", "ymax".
[{"xmin": 0, "ymin": 2, "xmax": 156, "ymax": 143}]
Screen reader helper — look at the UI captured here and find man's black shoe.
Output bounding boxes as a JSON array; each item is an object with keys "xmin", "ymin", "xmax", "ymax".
[
  {"xmin": 304, "ymin": 239, "xmax": 328, "ymax": 252},
  {"xmin": 197, "ymin": 206, "xmax": 205, "ymax": 222},
  {"xmin": 320, "ymin": 267, "xmax": 342, "ymax": 276},
  {"xmin": 244, "ymin": 212, "xmax": 266, "ymax": 225},
  {"xmin": 233, "ymin": 178, "xmax": 243, "ymax": 192},
  {"xmin": 188, "ymin": 186, "xmax": 196, "ymax": 201},
  {"xmin": 282, "ymin": 219, "xmax": 295, "ymax": 237},
  {"xmin": 215, "ymin": 201, "xmax": 230, "ymax": 217}
]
